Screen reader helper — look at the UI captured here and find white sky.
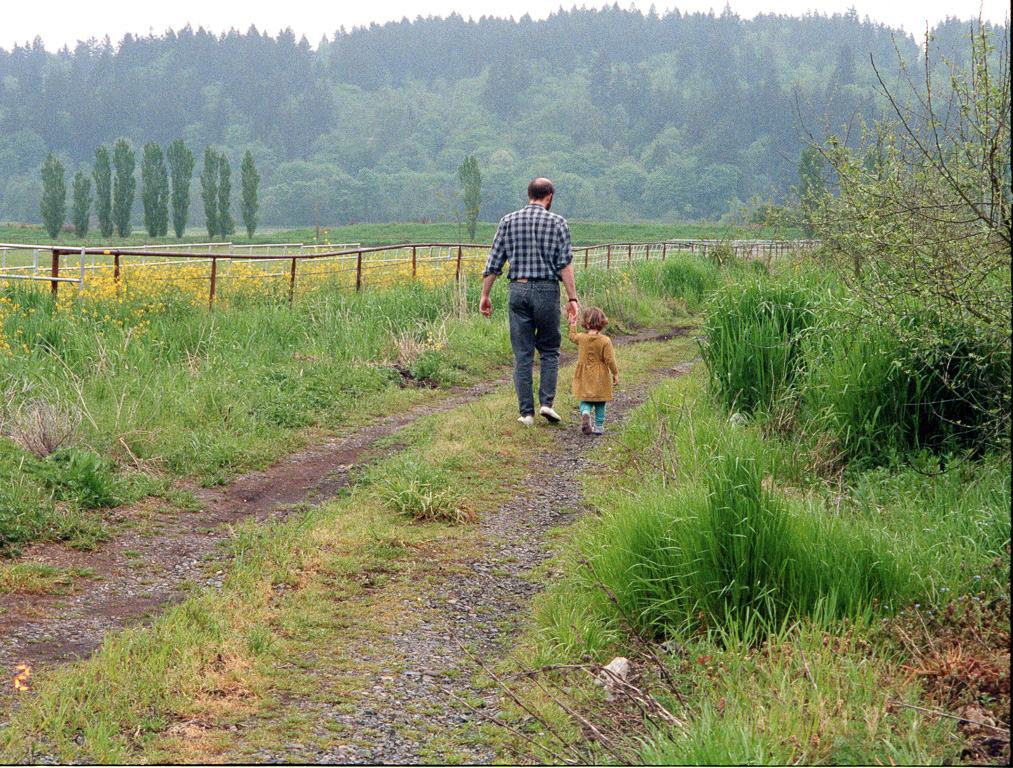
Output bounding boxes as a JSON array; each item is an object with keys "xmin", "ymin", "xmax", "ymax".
[{"xmin": 3, "ymin": 0, "xmax": 1008, "ymax": 52}]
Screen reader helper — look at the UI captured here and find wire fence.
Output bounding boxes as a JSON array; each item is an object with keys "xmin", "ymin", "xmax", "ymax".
[{"xmin": 0, "ymin": 238, "xmax": 818, "ymax": 309}]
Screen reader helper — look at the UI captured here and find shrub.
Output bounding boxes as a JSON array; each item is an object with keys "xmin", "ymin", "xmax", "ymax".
[
  {"xmin": 2, "ymin": 395, "xmax": 81, "ymax": 458},
  {"xmin": 45, "ymin": 447, "xmax": 124, "ymax": 509}
]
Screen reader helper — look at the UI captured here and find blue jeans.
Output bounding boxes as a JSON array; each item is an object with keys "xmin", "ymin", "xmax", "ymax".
[
  {"xmin": 508, "ymin": 280, "xmax": 561, "ymax": 416},
  {"xmin": 580, "ymin": 401, "xmax": 607, "ymax": 427}
]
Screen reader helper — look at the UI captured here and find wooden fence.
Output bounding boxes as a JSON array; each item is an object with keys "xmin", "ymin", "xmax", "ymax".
[{"xmin": 0, "ymin": 238, "xmax": 818, "ymax": 310}]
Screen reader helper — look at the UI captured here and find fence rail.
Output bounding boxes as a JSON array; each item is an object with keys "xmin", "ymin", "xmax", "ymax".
[{"xmin": 0, "ymin": 238, "xmax": 818, "ymax": 309}]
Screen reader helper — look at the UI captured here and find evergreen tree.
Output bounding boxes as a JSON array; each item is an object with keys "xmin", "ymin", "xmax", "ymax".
[
  {"xmin": 112, "ymin": 138, "xmax": 136, "ymax": 237},
  {"xmin": 218, "ymin": 153, "xmax": 235, "ymax": 239},
  {"xmin": 140, "ymin": 142, "xmax": 169, "ymax": 237},
  {"xmin": 72, "ymin": 170, "xmax": 92, "ymax": 237},
  {"xmin": 166, "ymin": 138, "xmax": 195, "ymax": 238},
  {"xmin": 39, "ymin": 153, "xmax": 66, "ymax": 239},
  {"xmin": 240, "ymin": 149, "xmax": 260, "ymax": 240},
  {"xmin": 93, "ymin": 145, "xmax": 113, "ymax": 238},
  {"xmin": 200, "ymin": 147, "xmax": 220, "ymax": 239},
  {"xmin": 457, "ymin": 154, "xmax": 481, "ymax": 242}
]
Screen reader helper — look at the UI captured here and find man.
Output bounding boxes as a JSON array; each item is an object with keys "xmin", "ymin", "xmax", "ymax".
[{"xmin": 480, "ymin": 178, "xmax": 580, "ymax": 425}]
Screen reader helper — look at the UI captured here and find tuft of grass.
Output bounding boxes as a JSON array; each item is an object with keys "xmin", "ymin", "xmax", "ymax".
[
  {"xmin": 578, "ymin": 448, "xmax": 912, "ymax": 644},
  {"xmin": 700, "ymin": 274, "xmax": 816, "ymax": 416},
  {"xmin": 370, "ymin": 455, "xmax": 468, "ymax": 524}
]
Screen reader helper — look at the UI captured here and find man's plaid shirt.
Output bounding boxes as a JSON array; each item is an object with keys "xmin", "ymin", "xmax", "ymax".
[{"xmin": 482, "ymin": 203, "xmax": 573, "ymax": 281}]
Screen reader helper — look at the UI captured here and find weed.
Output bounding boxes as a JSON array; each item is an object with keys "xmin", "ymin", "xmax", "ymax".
[{"xmin": 44, "ymin": 447, "xmax": 124, "ymax": 509}]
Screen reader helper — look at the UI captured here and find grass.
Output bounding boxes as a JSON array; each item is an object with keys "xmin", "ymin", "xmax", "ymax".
[
  {"xmin": 0, "ymin": 254, "xmax": 659, "ymax": 758},
  {"xmin": 1, "ymin": 253, "xmax": 1007, "ymax": 765},
  {"xmin": 514, "ymin": 261, "xmax": 1009, "ymax": 765}
]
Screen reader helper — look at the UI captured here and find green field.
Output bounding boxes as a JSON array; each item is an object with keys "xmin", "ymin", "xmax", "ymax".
[{"xmin": 1, "ymin": 220, "xmax": 799, "ymax": 250}]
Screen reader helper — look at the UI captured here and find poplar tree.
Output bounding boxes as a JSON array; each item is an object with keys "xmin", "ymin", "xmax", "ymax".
[
  {"xmin": 167, "ymin": 138, "xmax": 195, "ymax": 238},
  {"xmin": 112, "ymin": 138, "xmax": 136, "ymax": 237},
  {"xmin": 240, "ymin": 150, "xmax": 260, "ymax": 240},
  {"xmin": 457, "ymin": 154, "xmax": 482, "ymax": 242},
  {"xmin": 39, "ymin": 154, "xmax": 66, "ymax": 239},
  {"xmin": 92, "ymin": 145, "xmax": 113, "ymax": 238},
  {"xmin": 72, "ymin": 170, "xmax": 92, "ymax": 237},
  {"xmin": 796, "ymin": 146, "xmax": 825, "ymax": 238},
  {"xmin": 218, "ymin": 153, "xmax": 235, "ymax": 239},
  {"xmin": 200, "ymin": 147, "xmax": 220, "ymax": 240},
  {"xmin": 140, "ymin": 142, "xmax": 169, "ymax": 237}
]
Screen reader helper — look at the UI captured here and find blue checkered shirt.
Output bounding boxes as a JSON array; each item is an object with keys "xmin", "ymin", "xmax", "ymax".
[{"xmin": 482, "ymin": 203, "xmax": 573, "ymax": 281}]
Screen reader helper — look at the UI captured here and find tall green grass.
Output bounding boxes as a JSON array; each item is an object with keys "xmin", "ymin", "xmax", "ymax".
[
  {"xmin": 700, "ymin": 275, "xmax": 816, "ymax": 415},
  {"xmin": 583, "ymin": 448, "xmax": 911, "ymax": 642},
  {"xmin": 700, "ymin": 266, "xmax": 1010, "ymax": 465},
  {"xmin": 804, "ymin": 312, "xmax": 1011, "ymax": 464},
  {"xmin": 1, "ymin": 279, "xmax": 505, "ymax": 479}
]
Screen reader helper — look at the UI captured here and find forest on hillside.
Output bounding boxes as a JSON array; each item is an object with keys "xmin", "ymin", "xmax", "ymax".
[{"xmin": 0, "ymin": 6, "xmax": 1004, "ymax": 229}]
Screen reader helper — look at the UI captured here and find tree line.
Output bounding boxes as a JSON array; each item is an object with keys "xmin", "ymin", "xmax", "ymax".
[
  {"xmin": 2, "ymin": 7, "xmax": 1004, "ymax": 227},
  {"xmin": 38, "ymin": 140, "xmax": 261, "ymax": 241}
]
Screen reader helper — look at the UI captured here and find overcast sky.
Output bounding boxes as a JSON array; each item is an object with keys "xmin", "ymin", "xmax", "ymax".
[{"xmin": 3, "ymin": 0, "xmax": 1008, "ymax": 52}]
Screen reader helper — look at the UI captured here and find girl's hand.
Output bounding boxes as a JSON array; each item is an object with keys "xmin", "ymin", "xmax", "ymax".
[{"xmin": 612, "ymin": 373, "xmax": 619, "ymax": 385}]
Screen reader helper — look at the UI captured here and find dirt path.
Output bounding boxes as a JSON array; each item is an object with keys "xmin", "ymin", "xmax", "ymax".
[
  {"xmin": 0, "ymin": 381, "xmax": 506, "ymax": 670},
  {"xmin": 1, "ymin": 326, "xmax": 695, "ymax": 763}
]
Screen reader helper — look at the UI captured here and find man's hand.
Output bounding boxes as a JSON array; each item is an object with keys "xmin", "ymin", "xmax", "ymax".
[
  {"xmin": 479, "ymin": 273, "xmax": 497, "ymax": 317},
  {"xmin": 565, "ymin": 299, "xmax": 579, "ymax": 324}
]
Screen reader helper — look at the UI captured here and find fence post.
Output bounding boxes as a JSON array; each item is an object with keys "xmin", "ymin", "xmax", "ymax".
[
  {"xmin": 606, "ymin": 245, "xmax": 612, "ymax": 270},
  {"xmin": 78, "ymin": 247, "xmax": 86, "ymax": 295},
  {"xmin": 50, "ymin": 249, "xmax": 60, "ymax": 296},
  {"xmin": 356, "ymin": 250, "xmax": 363, "ymax": 291},
  {"xmin": 412, "ymin": 245, "xmax": 417, "ymax": 279},
  {"xmin": 209, "ymin": 257, "xmax": 217, "ymax": 311},
  {"xmin": 289, "ymin": 257, "xmax": 297, "ymax": 305},
  {"xmin": 584, "ymin": 247, "xmax": 589, "ymax": 269},
  {"xmin": 456, "ymin": 245, "xmax": 462, "ymax": 282},
  {"xmin": 628, "ymin": 243, "xmax": 633, "ymax": 265}
]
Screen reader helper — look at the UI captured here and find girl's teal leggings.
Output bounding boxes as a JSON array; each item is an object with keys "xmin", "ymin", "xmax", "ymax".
[{"xmin": 579, "ymin": 400, "xmax": 607, "ymax": 426}]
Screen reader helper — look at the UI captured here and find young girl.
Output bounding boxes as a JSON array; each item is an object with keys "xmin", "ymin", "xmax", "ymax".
[{"xmin": 569, "ymin": 306, "xmax": 619, "ymax": 435}]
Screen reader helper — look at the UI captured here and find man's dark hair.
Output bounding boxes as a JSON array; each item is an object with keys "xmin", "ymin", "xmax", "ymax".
[{"xmin": 527, "ymin": 178, "xmax": 554, "ymax": 200}]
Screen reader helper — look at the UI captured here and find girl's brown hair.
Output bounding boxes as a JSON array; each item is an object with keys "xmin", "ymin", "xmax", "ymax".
[{"xmin": 582, "ymin": 306, "xmax": 608, "ymax": 331}]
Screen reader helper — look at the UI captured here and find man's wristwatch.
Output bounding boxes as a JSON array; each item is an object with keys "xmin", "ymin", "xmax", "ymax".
[{"xmin": 568, "ymin": 298, "xmax": 579, "ymax": 303}]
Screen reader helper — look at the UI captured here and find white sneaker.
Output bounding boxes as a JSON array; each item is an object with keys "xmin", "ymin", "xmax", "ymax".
[
  {"xmin": 581, "ymin": 411, "xmax": 592, "ymax": 435},
  {"xmin": 518, "ymin": 415, "xmax": 534, "ymax": 425},
  {"xmin": 539, "ymin": 405, "xmax": 562, "ymax": 423},
  {"xmin": 592, "ymin": 425, "xmax": 604, "ymax": 435}
]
